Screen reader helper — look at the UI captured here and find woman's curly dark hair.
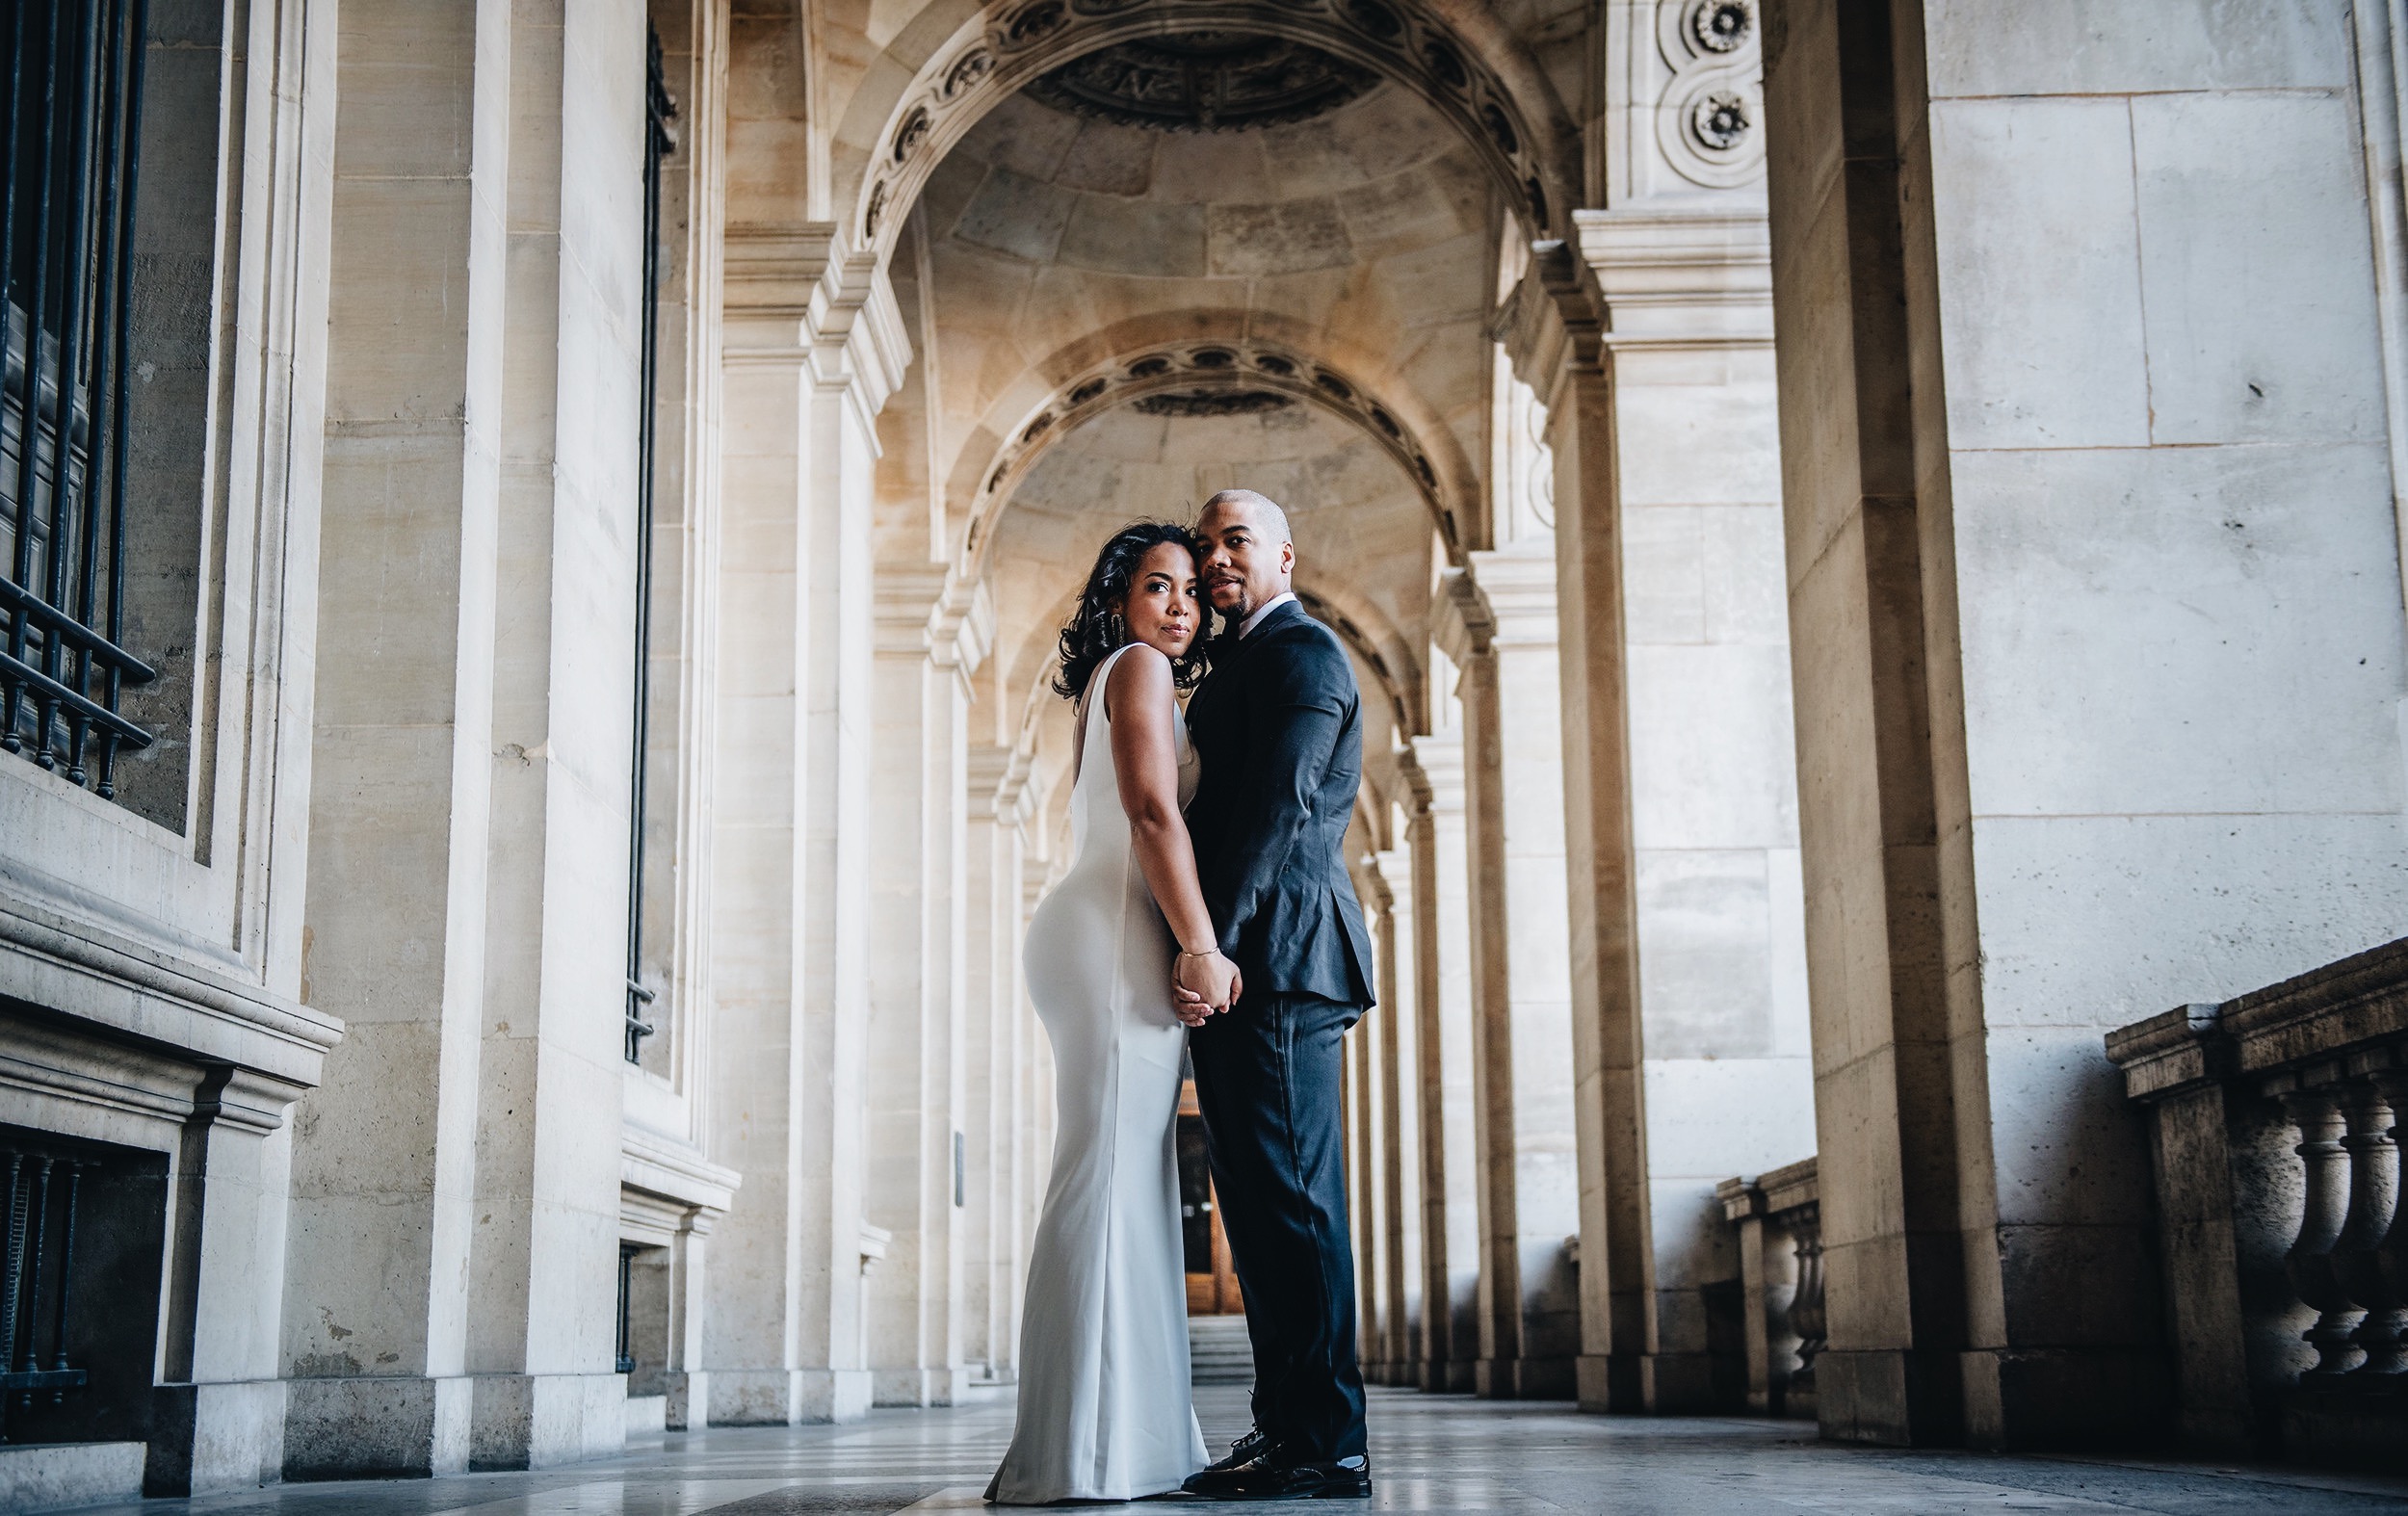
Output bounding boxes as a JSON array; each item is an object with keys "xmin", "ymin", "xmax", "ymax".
[{"xmin": 1054, "ymin": 521, "xmax": 1211, "ymax": 702}]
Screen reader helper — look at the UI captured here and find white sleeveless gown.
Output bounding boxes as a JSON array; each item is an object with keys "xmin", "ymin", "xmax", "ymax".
[{"xmin": 987, "ymin": 644, "xmax": 1209, "ymax": 1504}]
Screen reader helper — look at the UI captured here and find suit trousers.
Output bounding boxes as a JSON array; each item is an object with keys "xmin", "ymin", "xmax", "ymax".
[{"xmin": 1189, "ymin": 990, "xmax": 1368, "ymax": 1461}]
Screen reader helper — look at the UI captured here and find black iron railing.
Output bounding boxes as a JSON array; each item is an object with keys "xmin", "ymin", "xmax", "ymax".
[
  {"xmin": 626, "ymin": 26, "xmax": 676, "ymax": 1063},
  {"xmin": 0, "ymin": 1146, "xmax": 87, "ymax": 1441},
  {"xmin": 615, "ymin": 1242, "xmax": 640, "ymax": 1375},
  {"xmin": 0, "ymin": 0, "xmax": 153, "ymax": 797}
]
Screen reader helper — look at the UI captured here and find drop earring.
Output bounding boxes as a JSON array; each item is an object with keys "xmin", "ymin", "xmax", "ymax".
[{"xmin": 1109, "ymin": 613, "xmax": 1128, "ymax": 645}]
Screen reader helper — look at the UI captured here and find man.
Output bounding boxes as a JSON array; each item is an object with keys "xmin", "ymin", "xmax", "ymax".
[{"xmin": 1176, "ymin": 488, "xmax": 1375, "ymax": 1501}]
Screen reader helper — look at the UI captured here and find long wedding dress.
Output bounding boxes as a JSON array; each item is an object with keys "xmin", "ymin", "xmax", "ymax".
[{"xmin": 986, "ymin": 643, "xmax": 1210, "ymax": 1504}]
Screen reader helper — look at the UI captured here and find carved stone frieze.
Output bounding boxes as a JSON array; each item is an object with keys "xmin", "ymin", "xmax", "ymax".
[
  {"xmin": 1656, "ymin": 0, "xmax": 1764, "ymax": 190},
  {"xmin": 1128, "ymin": 387, "xmax": 1297, "ymax": 416},
  {"xmin": 1024, "ymin": 32, "xmax": 1378, "ymax": 131}
]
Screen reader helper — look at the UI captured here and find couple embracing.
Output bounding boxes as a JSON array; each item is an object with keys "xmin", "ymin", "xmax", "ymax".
[{"xmin": 985, "ymin": 489, "xmax": 1375, "ymax": 1504}]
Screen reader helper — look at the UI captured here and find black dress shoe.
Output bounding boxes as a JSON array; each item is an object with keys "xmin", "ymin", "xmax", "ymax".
[
  {"xmin": 1193, "ymin": 1426, "xmax": 1272, "ymax": 1479},
  {"xmin": 1185, "ymin": 1450, "xmax": 1371, "ymax": 1501}
]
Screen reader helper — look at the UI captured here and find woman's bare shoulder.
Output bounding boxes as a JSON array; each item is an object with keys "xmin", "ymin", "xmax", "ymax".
[{"xmin": 1103, "ymin": 642, "xmax": 1176, "ymax": 720}]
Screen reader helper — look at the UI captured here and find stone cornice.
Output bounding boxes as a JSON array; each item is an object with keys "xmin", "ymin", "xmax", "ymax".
[
  {"xmin": 0, "ymin": 1015, "xmax": 311, "ymax": 1140},
  {"xmin": 2103, "ymin": 1005, "xmax": 2231, "ymax": 1102},
  {"xmin": 2106, "ymin": 936, "xmax": 2408, "ymax": 1102},
  {"xmin": 620, "ymin": 1124, "xmax": 742, "ymax": 1217},
  {"xmin": 0, "ymin": 887, "xmax": 342, "ymax": 1089}
]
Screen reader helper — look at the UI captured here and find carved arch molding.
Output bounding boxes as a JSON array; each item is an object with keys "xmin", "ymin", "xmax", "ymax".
[
  {"xmin": 963, "ymin": 334, "xmax": 1463, "ymax": 571},
  {"xmin": 859, "ymin": 0, "xmax": 1571, "ymax": 256}
]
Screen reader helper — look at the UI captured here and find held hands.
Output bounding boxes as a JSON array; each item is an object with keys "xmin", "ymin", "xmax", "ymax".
[{"xmin": 1172, "ymin": 949, "xmax": 1241, "ymax": 1026}]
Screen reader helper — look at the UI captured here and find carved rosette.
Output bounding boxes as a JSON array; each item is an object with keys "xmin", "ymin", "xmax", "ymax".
[
  {"xmin": 1657, "ymin": 0, "xmax": 1764, "ymax": 190},
  {"xmin": 853, "ymin": 0, "xmax": 1567, "ymax": 264},
  {"xmin": 961, "ymin": 338, "xmax": 1454, "ymax": 563}
]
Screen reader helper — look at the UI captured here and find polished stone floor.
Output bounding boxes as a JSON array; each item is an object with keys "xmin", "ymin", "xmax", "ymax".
[{"xmin": 85, "ymin": 1387, "xmax": 2408, "ymax": 1515}]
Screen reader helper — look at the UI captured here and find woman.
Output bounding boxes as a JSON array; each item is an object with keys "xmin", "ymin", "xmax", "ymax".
[{"xmin": 985, "ymin": 523, "xmax": 1240, "ymax": 1504}]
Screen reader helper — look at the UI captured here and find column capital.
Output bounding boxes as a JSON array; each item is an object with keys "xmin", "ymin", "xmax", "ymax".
[
  {"xmin": 1353, "ymin": 855, "xmax": 1396, "ymax": 915},
  {"xmin": 723, "ymin": 223, "xmax": 913, "ymax": 415},
  {"xmin": 1493, "ymin": 237, "xmax": 1604, "ymax": 394},
  {"xmin": 874, "ymin": 566, "xmax": 950, "ymax": 654},
  {"xmin": 968, "ymin": 743, "xmax": 1034, "ymax": 824},
  {"xmin": 1402, "ymin": 731, "xmax": 1465, "ymax": 817},
  {"xmin": 929, "ymin": 574, "xmax": 995, "ymax": 679},
  {"xmin": 1466, "ymin": 550, "xmax": 1560, "ymax": 649},
  {"xmin": 966, "ymin": 743, "xmax": 1013, "ymax": 798},
  {"xmin": 871, "ymin": 566, "xmax": 991, "ymax": 680},
  {"xmin": 1571, "ymin": 202, "xmax": 1773, "ymax": 350},
  {"xmin": 1431, "ymin": 569, "xmax": 1494, "ymax": 667},
  {"xmin": 1495, "ymin": 202, "xmax": 1773, "ymax": 394}
]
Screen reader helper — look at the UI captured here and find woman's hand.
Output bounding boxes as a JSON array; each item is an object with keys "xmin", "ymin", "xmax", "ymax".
[{"xmin": 1175, "ymin": 949, "xmax": 1241, "ymax": 1018}]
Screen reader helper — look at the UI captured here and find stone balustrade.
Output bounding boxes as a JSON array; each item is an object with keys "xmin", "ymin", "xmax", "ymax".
[
  {"xmin": 1713, "ymin": 1157, "xmax": 1820, "ymax": 1420},
  {"xmin": 2106, "ymin": 937, "xmax": 2408, "ymax": 1469}
]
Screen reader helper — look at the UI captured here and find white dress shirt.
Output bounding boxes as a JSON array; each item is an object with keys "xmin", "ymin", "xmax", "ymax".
[{"xmin": 1238, "ymin": 589, "xmax": 1297, "ymax": 640}]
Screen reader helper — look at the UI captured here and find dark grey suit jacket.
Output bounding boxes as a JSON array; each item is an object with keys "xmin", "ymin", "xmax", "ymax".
[{"xmin": 1183, "ymin": 598, "xmax": 1374, "ymax": 1007}]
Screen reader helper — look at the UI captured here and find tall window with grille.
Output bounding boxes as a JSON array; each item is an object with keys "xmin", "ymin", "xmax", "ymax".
[
  {"xmin": 627, "ymin": 28, "xmax": 677, "ymax": 1065},
  {"xmin": 0, "ymin": 0, "xmax": 153, "ymax": 798}
]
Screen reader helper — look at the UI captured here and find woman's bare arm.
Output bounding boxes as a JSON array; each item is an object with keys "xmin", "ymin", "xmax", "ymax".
[{"xmin": 1106, "ymin": 646, "xmax": 1236, "ymax": 1011}]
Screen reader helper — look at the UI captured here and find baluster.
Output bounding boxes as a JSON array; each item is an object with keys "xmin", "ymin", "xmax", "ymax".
[
  {"xmin": 0, "ymin": 1154, "xmax": 23, "ymax": 1376},
  {"xmin": 2275, "ymin": 1077, "xmax": 2367, "ymax": 1375},
  {"xmin": 16, "ymin": 1156, "xmax": 48, "ymax": 1408},
  {"xmin": 0, "ymin": 1155, "xmax": 13, "ymax": 1442},
  {"xmin": 2372, "ymin": 1062, "xmax": 2408, "ymax": 1343},
  {"xmin": 1785, "ymin": 1202, "xmax": 1825, "ymax": 1391},
  {"xmin": 2335, "ymin": 1071, "xmax": 2404, "ymax": 1375},
  {"xmin": 47, "ymin": 1162, "xmax": 76, "ymax": 1401}
]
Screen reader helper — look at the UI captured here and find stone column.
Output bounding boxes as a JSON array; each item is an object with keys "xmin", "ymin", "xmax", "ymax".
[
  {"xmin": 1402, "ymin": 734, "xmax": 1480, "ymax": 1392},
  {"xmin": 464, "ymin": 0, "xmax": 645, "ymax": 1466},
  {"xmin": 1348, "ymin": 895, "xmax": 1387, "ymax": 1386},
  {"xmin": 664, "ymin": 1212, "xmax": 717, "ymax": 1429},
  {"xmin": 1763, "ymin": 0, "xmax": 2408, "ymax": 1449},
  {"xmin": 1375, "ymin": 844, "xmax": 1424, "ymax": 1384},
  {"xmin": 865, "ymin": 571, "xmax": 986, "ymax": 1407},
  {"xmin": 1020, "ymin": 847, "xmax": 1057, "ymax": 1266},
  {"xmin": 704, "ymin": 229, "xmax": 907, "ymax": 1425},
  {"xmin": 285, "ymin": 0, "xmax": 511, "ymax": 1476},
  {"xmin": 962, "ymin": 743, "xmax": 1029, "ymax": 1381},
  {"xmin": 1508, "ymin": 207, "xmax": 1817, "ymax": 1413},
  {"xmin": 1438, "ymin": 556, "xmax": 1581, "ymax": 1399},
  {"xmin": 999, "ymin": 755, "xmax": 1039, "ymax": 1372}
]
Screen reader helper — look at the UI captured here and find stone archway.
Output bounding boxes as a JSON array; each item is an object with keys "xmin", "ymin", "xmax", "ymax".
[
  {"xmin": 961, "ymin": 330, "xmax": 1473, "ymax": 576},
  {"xmin": 836, "ymin": 0, "xmax": 1584, "ymax": 264}
]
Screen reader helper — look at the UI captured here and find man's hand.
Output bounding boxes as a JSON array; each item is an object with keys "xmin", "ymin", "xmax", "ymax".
[{"xmin": 1174, "ymin": 949, "xmax": 1241, "ymax": 1022}]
